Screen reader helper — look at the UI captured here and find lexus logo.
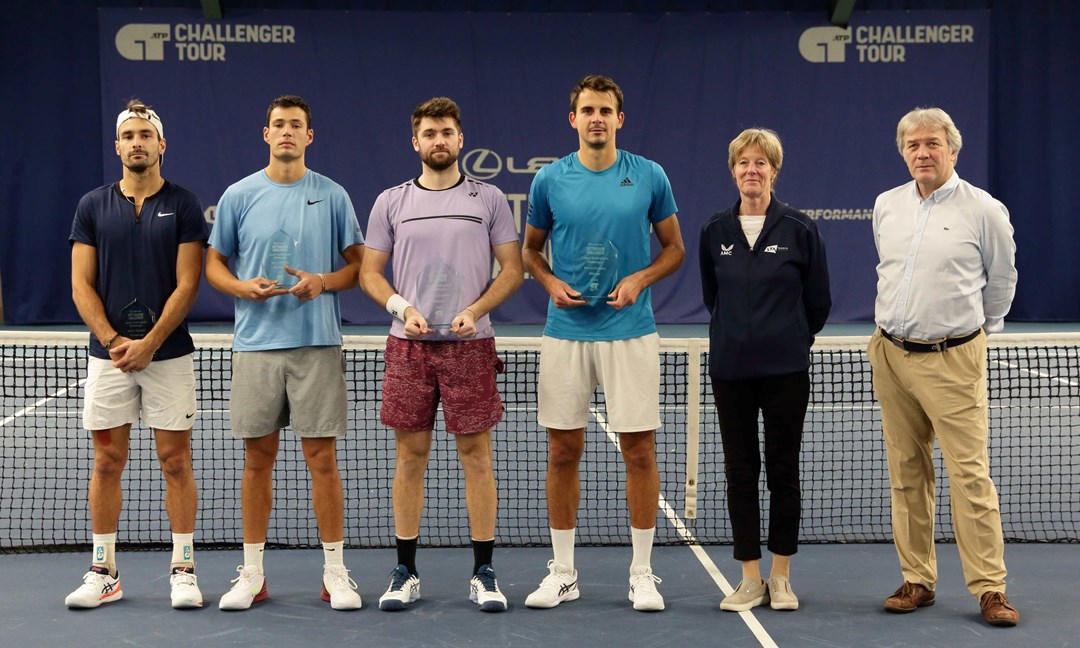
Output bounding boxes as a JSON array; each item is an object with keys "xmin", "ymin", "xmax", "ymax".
[{"xmin": 462, "ymin": 149, "xmax": 558, "ymax": 181}]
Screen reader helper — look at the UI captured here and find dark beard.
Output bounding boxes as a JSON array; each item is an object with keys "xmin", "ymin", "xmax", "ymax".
[
  {"xmin": 423, "ymin": 150, "xmax": 457, "ymax": 172},
  {"xmin": 124, "ymin": 154, "xmax": 157, "ymax": 174}
]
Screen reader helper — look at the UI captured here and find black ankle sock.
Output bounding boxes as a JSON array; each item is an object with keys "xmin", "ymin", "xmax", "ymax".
[
  {"xmin": 396, "ymin": 536, "xmax": 418, "ymax": 576},
  {"xmin": 472, "ymin": 539, "xmax": 495, "ymax": 575}
]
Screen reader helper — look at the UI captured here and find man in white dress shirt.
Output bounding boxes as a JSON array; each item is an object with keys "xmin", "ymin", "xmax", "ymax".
[{"xmin": 868, "ymin": 107, "xmax": 1019, "ymax": 627}]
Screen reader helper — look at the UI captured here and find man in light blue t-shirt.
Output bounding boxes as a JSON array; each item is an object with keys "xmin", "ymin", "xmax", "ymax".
[
  {"xmin": 522, "ymin": 75, "xmax": 684, "ymax": 612},
  {"xmin": 206, "ymin": 95, "xmax": 364, "ymax": 612}
]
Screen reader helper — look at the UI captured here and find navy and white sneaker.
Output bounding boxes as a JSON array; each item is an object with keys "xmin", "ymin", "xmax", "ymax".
[
  {"xmin": 378, "ymin": 564, "xmax": 420, "ymax": 611},
  {"xmin": 469, "ymin": 564, "xmax": 507, "ymax": 612}
]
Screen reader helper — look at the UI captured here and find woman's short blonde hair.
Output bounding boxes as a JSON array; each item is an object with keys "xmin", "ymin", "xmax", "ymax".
[{"xmin": 728, "ymin": 128, "xmax": 784, "ymax": 174}]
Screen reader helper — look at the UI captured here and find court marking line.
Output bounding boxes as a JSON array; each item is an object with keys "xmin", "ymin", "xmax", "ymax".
[
  {"xmin": 0, "ymin": 380, "xmax": 84, "ymax": 428},
  {"xmin": 990, "ymin": 359, "xmax": 1078, "ymax": 387},
  {"xmin": 592, "ymin": 406, "xmax": 779, "ymax": 648}
]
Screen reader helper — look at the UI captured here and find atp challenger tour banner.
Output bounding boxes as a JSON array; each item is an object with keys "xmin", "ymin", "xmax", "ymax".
[{"xmin": 98, "ymin": 9, "xmax": 988, "ymax": 325}]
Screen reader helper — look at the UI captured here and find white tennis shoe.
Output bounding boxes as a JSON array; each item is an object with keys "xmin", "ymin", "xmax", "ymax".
[
  {"xmin": 65, "ymin": 567, "xmax": 123, "ymax": 608},
  {"xmin": 525, "ymin": 560, "xmax": 579, "ymax": 609},
  {"xmin": 321, "ymin": 565, "xmax": 362, "ymax": 610},
  {"xmin": 219, "ymin": 565, "xmax": 268, "ymax": 610},
  {"xmin": 169, "ymin": 567, "xmax": 203, "ymax": 609},
  {"xmin": 628, "ymin": 566, "xmax": 665, "ymax": 611}
]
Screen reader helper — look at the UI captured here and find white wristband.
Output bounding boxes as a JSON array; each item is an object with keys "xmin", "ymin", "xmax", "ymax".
[{"xmin": 385, "ymin": 294, "xmax": 413, "ymax": 321}]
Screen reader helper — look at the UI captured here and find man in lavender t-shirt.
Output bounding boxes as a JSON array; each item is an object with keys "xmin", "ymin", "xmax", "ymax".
[{"xmin": 359, "ymin": 97, "xmax": 523, "ymax": 613}]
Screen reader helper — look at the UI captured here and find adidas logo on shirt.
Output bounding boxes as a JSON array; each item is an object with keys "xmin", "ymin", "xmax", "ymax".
[{"xmin": 620, "ymin": 177, "xmax": 634, "ymax": 187}]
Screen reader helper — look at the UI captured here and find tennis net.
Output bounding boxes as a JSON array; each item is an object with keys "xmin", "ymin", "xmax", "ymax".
[{"xmin": 1, "ymin": 331, "xmax": 1077, "ymax": 552}]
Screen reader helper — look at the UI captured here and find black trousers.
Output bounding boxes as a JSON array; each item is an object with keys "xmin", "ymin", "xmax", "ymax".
[{"xmin": 711, "ymin": 371, "xmax": 809, "ymax": 561}]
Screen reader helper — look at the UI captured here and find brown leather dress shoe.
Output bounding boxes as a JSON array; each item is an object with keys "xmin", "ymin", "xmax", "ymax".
[
  {"xmin": 883, "ymin": 582, "xmax": 935, "ymax": 613},
  {"xmin": 980, "ymin": 591, "xmax": 1019, "ymax": 627}
]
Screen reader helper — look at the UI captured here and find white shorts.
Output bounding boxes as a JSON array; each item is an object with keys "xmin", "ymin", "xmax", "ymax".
[
  {"xmin": 537, "ymin": 333, "xmax": 661, "ymax": 432},
  {"xmin": 82, "ymin": 354, "xmax": 197, "ymax": 432}
]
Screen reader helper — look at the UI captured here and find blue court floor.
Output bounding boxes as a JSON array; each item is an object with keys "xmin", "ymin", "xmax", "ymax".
[{"xmin": 3, "ymin": 543, "xmax": 1073, "ymax": 647}]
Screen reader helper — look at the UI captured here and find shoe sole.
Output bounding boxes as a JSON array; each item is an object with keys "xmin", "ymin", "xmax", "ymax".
[
  {"xmin": 379, "ymin": 591, "xmax": 419, "ymax": 611},
  {"xmin": 770, "ymin": 601, "xmax": 798, "ymax": 610},
  {"xmin": 171, "ymin": 597, "xmax": 204, "ymax": 609},
  {"xmin": 525, "ymin": 589, "xmax": 580, "ymax": 609},
  {"xmin": 720, "ymin": 595, "xmax": 768, "ymax": 612},
  {"xmin": 219, "ymin": 582, "xmax": 269, "ymax": 611},
  {"xmin": 321, "ymin": 585, "xmax": 362, "ymax": 610},
  {"xmin": 628, "ymin": 590, "xmax": 665, "ymax": 611},
  {"xmin": 66, "ymin": 588, "xmax": 123, "ymax": 609},
  {"xmin": 884, "ymin": 598, "xmax": 935, "ymax": 613},
  {"xmin": 986, "ymin": 617, "xmax": 1018, "ymax": 627},
  {"xmin": 470, "ymin": 590, "xmax": 508, "ymax": 612},
  {"xmin": 478, "ymin": 599, "xmax": 508, "ymax": 613}
]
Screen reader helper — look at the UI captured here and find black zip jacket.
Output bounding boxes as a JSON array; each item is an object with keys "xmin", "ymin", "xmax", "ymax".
[{"xmin": 699, "ymin": 195, "xmax": 832, "ymax": 380}]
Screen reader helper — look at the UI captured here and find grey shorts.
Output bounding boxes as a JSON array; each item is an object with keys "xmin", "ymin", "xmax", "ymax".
[{"xmin": 230, "ymin": 346, "xmax": 347, "ymax": 439}]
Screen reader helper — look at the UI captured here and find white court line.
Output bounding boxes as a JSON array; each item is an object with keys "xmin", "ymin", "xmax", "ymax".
[
  {"xmin": 591, "ymin": 406, "xmax": 779, "ymax": 648},
  {"xmin": 990, "ymin": 358, "xmax": 1079, "ymax": 387},
  {"xmin": 0, "ymin": 380, "xmax": 85, "ymax": 428}
]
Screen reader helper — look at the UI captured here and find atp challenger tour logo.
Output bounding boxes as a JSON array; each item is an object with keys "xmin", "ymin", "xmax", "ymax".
[
  {"xmin": 115, "ymin": 22, "xmax": 296, "ymax": 62},
  {"xmin": 799, "ymin": 22, "xmax": 975, "ymax": 63}
]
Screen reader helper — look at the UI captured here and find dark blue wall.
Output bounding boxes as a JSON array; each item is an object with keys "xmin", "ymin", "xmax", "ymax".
[{"xmin": 3, "ymin": 1, "xmax": 1077, "ymax": 324}]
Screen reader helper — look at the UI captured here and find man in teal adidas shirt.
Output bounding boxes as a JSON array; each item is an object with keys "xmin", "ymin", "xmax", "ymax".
[{"xmin": 522, "ymin": 75, "xmax": 684, "ymax": 612}]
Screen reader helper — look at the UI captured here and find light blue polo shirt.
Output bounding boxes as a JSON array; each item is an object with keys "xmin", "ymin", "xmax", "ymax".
[{"xmin": 209, "ymin": 169, "xmax": 363, "ymax": 351}]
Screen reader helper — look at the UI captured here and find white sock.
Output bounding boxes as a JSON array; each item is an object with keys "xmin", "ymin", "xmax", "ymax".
[
  {"xmin": 92, "ymin": 532, "xmax": 117, "ymax": 573},
  {"xmin": 243, "ymin": 542, "xmax": 265, "ymax": 571},
  {"xmin": 630, "ymin": 526, "xmax": 655, "ymax": 573},
  {"xmin": 171, "ymin": 532, "xmax": 194, "ymax": 568},
  {"xmin": 323, "ymin": 540, "xmax": 344, "ymax": 567},
  {"xmin": 551, "ymin": 528, "xmax": 576, "ymax": 572}
]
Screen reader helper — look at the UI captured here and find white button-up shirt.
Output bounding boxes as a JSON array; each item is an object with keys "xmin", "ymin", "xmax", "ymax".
[{"xmin": 872, "ymin": 172, "xmax": 1017, "ymax": 340}]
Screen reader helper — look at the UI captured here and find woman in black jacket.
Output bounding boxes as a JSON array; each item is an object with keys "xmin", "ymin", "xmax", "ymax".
[{"xmin": 699, "ymin": 128, "xmax": 831, "ymax": 613}]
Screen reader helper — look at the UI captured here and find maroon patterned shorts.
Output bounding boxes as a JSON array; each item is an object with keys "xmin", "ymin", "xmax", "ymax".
[{"xmin": 380, "ymin": 336, "xmax": 504, "ymax": 435}]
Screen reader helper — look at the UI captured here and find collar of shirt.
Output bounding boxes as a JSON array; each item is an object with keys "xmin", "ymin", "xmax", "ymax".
[{"xmin": 912, "ymin": 170, "xmax": 961, "ymax": 205}]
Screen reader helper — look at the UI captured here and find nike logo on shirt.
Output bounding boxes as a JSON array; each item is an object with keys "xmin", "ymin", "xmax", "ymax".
[
  {"xmin": 157, "ymin": 212, "xmax": 175, "ymax": 218},
  {"xmin": 307, "ymin": 199, "xmax": 324, "ymax": 205}
]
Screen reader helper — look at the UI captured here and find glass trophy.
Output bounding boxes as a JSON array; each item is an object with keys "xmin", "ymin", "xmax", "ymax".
[
  {"xmin": 119, "ymin": 299, "xmax": 156, "ymax": 340},
  {"xmin": 575, "ymin": 233, "xmax": 619, "ymax": 302},
  {"xmin": 265, "ymin": 229, "xmax": 297, "ymax": 287},
  {"xmin": 415, "ymin": 258, "xmax": 463, "ymax": 329}
]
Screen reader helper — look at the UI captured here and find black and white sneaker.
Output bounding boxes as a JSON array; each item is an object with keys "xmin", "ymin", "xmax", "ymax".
[
  {"xmin": 469, "ymin": 564, "xmax": 507, "ymax": 612},
  {"xmin": 378, "ymin": 564, "xmax": 420, "ymax": 611}
]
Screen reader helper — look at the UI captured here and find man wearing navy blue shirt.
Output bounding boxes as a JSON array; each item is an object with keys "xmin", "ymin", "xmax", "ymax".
[{"xmin": 67, "ymin": 100, "xmax": 208, "ymax": 610}]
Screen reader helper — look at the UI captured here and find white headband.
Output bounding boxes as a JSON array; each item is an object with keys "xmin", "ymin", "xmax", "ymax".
[{"xmin": 116, "ymin": 107, "xmax": 164, "ymax": 139}]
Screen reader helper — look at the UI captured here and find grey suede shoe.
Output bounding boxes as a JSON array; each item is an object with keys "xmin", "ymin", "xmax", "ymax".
[
  {"xmin": 720, "ymin": 578, "xmax": 769, "ymax": 611},
  {"xmin": 767, "ymin": 576, "xmax": 799, "ymax": 610}
]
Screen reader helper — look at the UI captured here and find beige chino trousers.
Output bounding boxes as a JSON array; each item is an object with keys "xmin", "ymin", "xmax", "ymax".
[{"xmin": 868, "ymin": 330, "xmax": 1007, "ymax": 599}]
